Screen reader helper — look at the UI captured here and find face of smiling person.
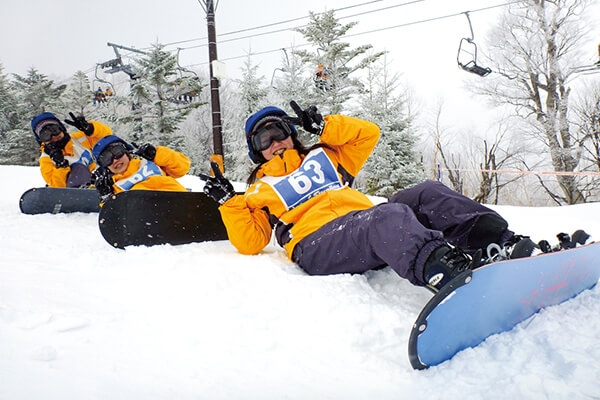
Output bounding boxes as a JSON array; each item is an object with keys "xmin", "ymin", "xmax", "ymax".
[
  {"xmin": 260, "ymin": 136, "xmax": 294, "ymax": 161},
  {"xmin": 107, "ymin": 153, "xmax": 130, "ymax": 174}
]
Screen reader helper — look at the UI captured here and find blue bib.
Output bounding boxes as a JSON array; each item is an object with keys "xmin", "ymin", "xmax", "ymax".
[
  {"xmin": 261, "ymin": 148, "xmax": 344, "ymax": 211},
  {"xmin": 115, "ymin": 159, "xmax": 164, "ymax": 191}
]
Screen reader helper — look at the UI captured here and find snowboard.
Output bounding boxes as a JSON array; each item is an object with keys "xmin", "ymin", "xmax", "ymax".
[
  {"xmin": 98, "ymin": 190, "xmax": 229, "ymax": 249},
  {"xmin": 19, "ymin": 187, "xmax": 101, "ymax": 214},
  {"xmin": 408, "ymin": 241, "xmax": 600, "ymax": 370}
]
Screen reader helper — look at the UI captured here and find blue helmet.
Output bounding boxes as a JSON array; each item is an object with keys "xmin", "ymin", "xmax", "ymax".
[
  {"xmin": 244, "ymin": 106, "xmax": 297, "ymax": 164},
  {"xmin": 31, "ymin": 112, "xmax": 67, "ymax": 144},
  {"xmin": 92, "ymin": 135, "xmax": 133, "ymax": 164}
]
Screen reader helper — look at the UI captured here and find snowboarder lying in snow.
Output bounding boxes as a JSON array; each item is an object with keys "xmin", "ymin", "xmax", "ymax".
[
  {"xmin": 91, "ymin": 135, "xmax": 190, "ymax": 200},
  {"xmin": 202, "ymin": 102, "xmax": 575, "ymax": 291},
  {"xmin": 31, "ymin": 112, "xmax": 112, "ymax": 188}
]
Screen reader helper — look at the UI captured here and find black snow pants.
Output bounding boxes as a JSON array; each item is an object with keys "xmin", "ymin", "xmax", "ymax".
[{"xmin": 291, "ymin": 180, "xmax": 513, "ymax": 285}]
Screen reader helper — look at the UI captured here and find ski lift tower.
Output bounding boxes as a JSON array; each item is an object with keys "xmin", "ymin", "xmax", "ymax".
[{"xmin": 198, "ymin": 0, "xmax": 225, "ymax": 173}]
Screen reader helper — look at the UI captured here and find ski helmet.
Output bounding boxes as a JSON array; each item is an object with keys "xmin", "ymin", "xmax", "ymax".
[
  {"xmin": 245, "ymin": 106, "xmax": 297, "ymax": 164},
  {"xmin": 31, "ymin": 112, "xmax": 67, "ymax": 144},
  {"xmin": 92, "ymin": 135, "xmax": 133, "ymax": 165}
]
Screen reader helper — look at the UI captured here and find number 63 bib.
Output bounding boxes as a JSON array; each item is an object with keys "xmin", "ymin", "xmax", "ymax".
[{"xmin": 261, "ymin": 148, "xmax": 344, "ymax": 211}]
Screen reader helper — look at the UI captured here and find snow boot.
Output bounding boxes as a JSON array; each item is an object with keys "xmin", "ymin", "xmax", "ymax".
[{"xmin": 423, "ymin": 245, "xmax": 480, "ymax": 291}]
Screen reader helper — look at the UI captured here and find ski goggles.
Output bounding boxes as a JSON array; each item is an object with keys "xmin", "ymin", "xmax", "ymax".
[
  {"xmin": 38, "ymin": 124, "xmax": 63, "ymax": 143},
  {"xmin": 97, "ymin": 143, "xmax": 128, "ymax": 168},
  {"xmin": 249, "ymin": 120, "xmax": 293, "ymax": 152}
]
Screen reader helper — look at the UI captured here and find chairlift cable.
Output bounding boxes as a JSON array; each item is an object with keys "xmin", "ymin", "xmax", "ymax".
[
  {"xmin": 184, "ymin": 0, "xmax": 520, "ymax": 67},
  {"xmin": 153, "ymin": 0, "xmax": 420, "ymax": 50}
]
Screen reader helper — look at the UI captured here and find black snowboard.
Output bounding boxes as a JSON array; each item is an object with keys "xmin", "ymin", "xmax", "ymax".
[
  {"xmin": 20, "ymin": 187, "xmax": 101, "ymax": 214},
  {"xmin": 98, "ymin": 190, "xmax": 229, "ymax": 248}
]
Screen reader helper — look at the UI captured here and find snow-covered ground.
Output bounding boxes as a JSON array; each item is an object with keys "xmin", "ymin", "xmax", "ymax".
[{"xmin": 1, "ymin": 165, "xmax": 599, "ymax": 399}]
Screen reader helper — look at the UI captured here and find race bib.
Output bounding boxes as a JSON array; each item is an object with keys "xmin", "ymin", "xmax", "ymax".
[
  {"xmin": 115, "ymin": 160, "xmax": 164, "ymax": 191},
  {"xmin": 262, "ymin": 148, "xmax": 343, "ymax": 210},
  {"xmin": 66, "ymin": 140, "xmax": 94, "ymax": 167}
]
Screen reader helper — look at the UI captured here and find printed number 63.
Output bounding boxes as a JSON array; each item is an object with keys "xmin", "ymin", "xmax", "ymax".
[{"xmin": 288, "ymin": 160, "xmax": 325, "ymax": 194}]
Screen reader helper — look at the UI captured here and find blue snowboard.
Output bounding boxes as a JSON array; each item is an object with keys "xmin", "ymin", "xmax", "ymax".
[{"xmin": 408, "ymin": 241, "xmax": 600, "ymax": 369}]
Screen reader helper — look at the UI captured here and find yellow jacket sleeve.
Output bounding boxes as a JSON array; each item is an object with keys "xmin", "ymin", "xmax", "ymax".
[
  {"xmin": 319, "ymin": 114, "xmax": 380, "ymax": 178},
  {"xmin": 219, "ymin": 194, "xmax": 272, "ymax": 255},
  {"xmin": 40, "ymin": 156, "xmax": 69, "ymax": 187},
  {"xmin": 153, "ymin": 146, "xmax": 191, "ymax": 178},
  {"xmin": 88, "ymin": 121, "xmax": 112, "ymax": 141}
]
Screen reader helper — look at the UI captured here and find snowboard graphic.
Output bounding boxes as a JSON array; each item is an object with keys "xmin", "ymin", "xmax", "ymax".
[
  {"xmin": 98, "ymin": 190, "xmax": 229, "ymax": 249},
  {"xmin": 408, "ymin": 241, "xmax": 600, "ymax": 369},
  {"xmin": 19, "ymin": 187, "xmax": 101, "ymax": 214}
]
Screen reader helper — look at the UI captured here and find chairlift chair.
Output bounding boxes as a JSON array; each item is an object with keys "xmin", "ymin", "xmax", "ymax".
[
  {"xmin": 314, "ymin": 64, "xmax": 334, "ymax": 91},
  {"xmin": 92, "ymin": 64, "xmax": 116, "ymax": 105},
  {"xmin": 457, "ymin": 12, "xmax": 492, "ymax": 77}
]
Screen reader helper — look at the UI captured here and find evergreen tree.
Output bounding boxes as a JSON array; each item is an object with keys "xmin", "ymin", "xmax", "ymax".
[
  {"xmin": 356, "ymin": 56, "xmax": 425, "ymax": 196},
  {"xmin": 0, "ymin": 64, "xmax": 19, "ymax": 137},
  {"xmin": 0, "ymin": 68, "xmax": 66, "ymax": 165},
  {"xmin": 124, "ymin": 44, "xmax": 206, "ymax": 149},
  {"xmin": 270, "ymin": 48, "xmax": 312, "ymax": 110},
  {"xmin": 63, "ymin": 71, "xmax": 96, "ymax": 118},
  {"xmin": 294, "ymin": 10, "xmax": 384, "ymax": 115},
  {"xmin": 12, "ymin": 68, "xmax": 66, "ymax": 115},
  {"xmin": 238, "ymin": 54, "xmax": 269, "ymax": 116},
  {"xmin": 222, "ymin": 54, "xmax": 270, "ymax": 181}
]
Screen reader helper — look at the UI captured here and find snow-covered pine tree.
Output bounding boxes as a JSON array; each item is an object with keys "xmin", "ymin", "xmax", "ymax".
[
  {"xmin": 12, "ymin": 68, "xmax": 66, "ymax": 115},
  {"xmin": 0, "ymin": 68, "xmax": 66, "ymax": 165},
  {"xmin": 355, "ymin": 56, "xmax": 426, "ymax": 196},
  {"xmin": 294, "ymin": 10, "xmax": 384, "ymax": 115},
  {"xmin": 238, "ymin": 53, "xmax": 269, "ymax": 116},
  {"xmin": 0, "ymin": 64, "xmax": 28, "ymax": 165},
  {"xmin": 63, "ymin": 71, "xmax": 97, "ymax": 120},
  {"xmin": 222, "ymin": 54, "xmax": 270, "ymax": 181},
  {"xmin": 0, "ymin": 64, "xmax": 19, "ymax": 138},
  {"xmin": 124, "ymin": 44, "xmax": 206, "ymax": 150},
  {"xmin": 270, "ymin": 48, "xmax": 312, "ymax": 111}
]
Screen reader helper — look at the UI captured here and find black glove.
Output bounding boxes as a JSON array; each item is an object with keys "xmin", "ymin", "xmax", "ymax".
[
  {"xmin": 201, "ymin": 162, "xmax": 235, "ymax": 205},
  {"xmin": 91, "ymin": 168, "xmax": 114, "ymax": 198},
  {"xmin": 64, "ymin": 112, "xmax": 94, "ymax": 135},
  {"xmin": 133, "ymin": 143, "xmax": 157, "ymax": 161},
  {"xmin": 43, "ymin": 144, "xmax": 69, "ymax": 168},
  {"xmin": 283, "ymin": 100, "xmax": 324, "ymax": 135}
]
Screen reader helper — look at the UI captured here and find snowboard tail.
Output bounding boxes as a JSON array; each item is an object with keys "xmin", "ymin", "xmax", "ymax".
[
  {"xmin": 98, "ymin": 190, "xmax": 229, "ymax": 248},
  {"xmin": 408, "ymin": 242, "xmax": 600, "ymax": 369},
  {"xmin": 19, "ymin": 187, "xmax": 101, "ymax": 214}
]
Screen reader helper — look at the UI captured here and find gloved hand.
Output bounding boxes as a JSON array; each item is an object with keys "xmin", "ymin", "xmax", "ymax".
[
  {"xmin": 133, "ymin": 143, "xmax": 157, "ymax": 161},
  {"xmin": 201, "ymin": 162, "xmax": 235, "ymax": 205},
  {"xmin": 91, "ymin": 168, "xmax": 114, "ymax": 199},
  {"xmin": 283, "ymin": 100, "xmax": 325, "ymax": 135},
  {"xmin": 43, "ymin": 143, "xmax": 69, "ymax": 168},
  {"xmin": 64, "ymin": 112, "xmax": 94, "ymax": 135}
]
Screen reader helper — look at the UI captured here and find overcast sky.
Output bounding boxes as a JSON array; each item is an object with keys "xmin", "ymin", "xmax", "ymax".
[{"xmin": 1, "ymin": 0, "xmax": 599, "ymax": 136}]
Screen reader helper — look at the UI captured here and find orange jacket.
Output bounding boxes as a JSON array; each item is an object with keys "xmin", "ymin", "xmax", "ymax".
[
  {"xmin": 39, "ymin": 121, "xmax": 113, "ymax": 187},
  {"xmin": 219, "ymin": 114, "xmax": 380, "ymax": 259},
  {"xmin": 111, "ymin": 146, "xmax": 190, "ymax": 193}
]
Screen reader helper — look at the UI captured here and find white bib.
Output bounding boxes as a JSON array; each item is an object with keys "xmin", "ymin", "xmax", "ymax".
[{"xmin": 260, "ymin": 148, "xmax": 344, "ymax": 211}]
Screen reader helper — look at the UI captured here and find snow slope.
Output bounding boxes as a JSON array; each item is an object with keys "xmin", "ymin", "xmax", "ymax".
[{"xmin": 1, "ymin": 165, "xmax": 599, "ymax": 399}]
